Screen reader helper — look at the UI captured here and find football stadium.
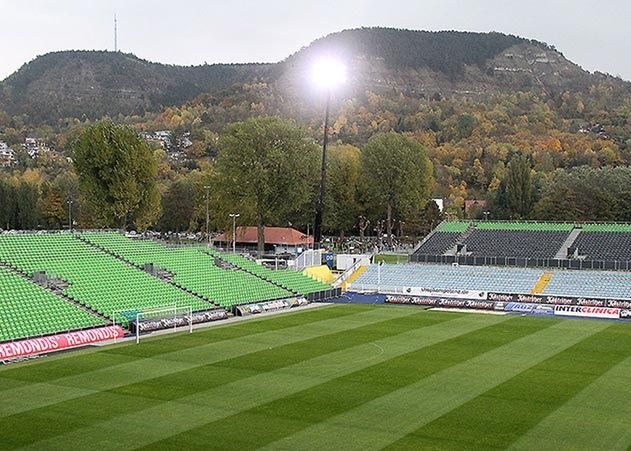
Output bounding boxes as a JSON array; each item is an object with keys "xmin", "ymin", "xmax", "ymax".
[
  {"xmin": 3, "ymin": 5, "xmax": 631, "ymax": 448},
  {"xmin": 2, "ymin": 222, "xmax": 631, "ymax": 450}
]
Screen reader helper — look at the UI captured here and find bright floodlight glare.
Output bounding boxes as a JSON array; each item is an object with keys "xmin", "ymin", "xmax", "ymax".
[{"xmin": 311, "ymin": 57, "xmax": 347, "ymax": 90}]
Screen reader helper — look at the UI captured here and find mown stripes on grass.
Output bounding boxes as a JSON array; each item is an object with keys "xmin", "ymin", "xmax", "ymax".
[
  {"xmin": 141, "ymin": 316, "xmax": 546, "ymax": 450},
  {"xmin": 2, "ymin": 306, "xmax": 441, "ymax": 448},
  {"xmin": 508, "ymin": 343, "xmax": 631, "ymax": 450},
  {"xmin": 2, "ymin": 305, "xmax": 628, "ymax": 451},
  {"xmin": 0, "ymin": 304, "xmax": 356, "ymax": 386},
  {"xmin": 20, "ymin": 312, "xmax": 508, "ymax": 450},
  {"xmin": 0, "ymin": 305, "xmax": 412, "ymax": 418},
  {"xmin": 108, "ymin": 310, "xmax": 453, "ymax": 401},
  {"xmin": 261, "ymin": 319, "xmax": 610, "ymax": 451},
  {"xmin": 384, "ymin": 323, "xmax": 631, "ymax": 450}
]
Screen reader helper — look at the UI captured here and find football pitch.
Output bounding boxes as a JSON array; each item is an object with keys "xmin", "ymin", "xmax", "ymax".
[{"xmin": 1, "ymin": 304, "xmax": 631, "ymax": 450}]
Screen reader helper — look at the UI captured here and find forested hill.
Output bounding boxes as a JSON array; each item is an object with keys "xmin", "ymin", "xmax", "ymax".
[
  {"xmin": 0, "ymin": 27, "xmax": 628, "ymax": 124},
  {"xmin": 288, "ymin": 28, "xmax": 533, "ymax": 74},
  {"xmin": 0, "ymin": 51, "xmax": 277, "ymax": 123},
  {"xmin": 283, "ymin": 28, "xmax": 628, "ymax": 103}
]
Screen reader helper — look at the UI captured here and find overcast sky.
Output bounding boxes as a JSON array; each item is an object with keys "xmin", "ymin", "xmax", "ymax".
[{"xmin": 1, "ymin": 0, "xmax": 630, "ymax": 81}]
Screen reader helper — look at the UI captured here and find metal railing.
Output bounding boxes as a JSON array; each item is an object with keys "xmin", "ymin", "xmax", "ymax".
[{"xmin": 411, "ymin": 253, "xmax": 631, "ymax": 271}]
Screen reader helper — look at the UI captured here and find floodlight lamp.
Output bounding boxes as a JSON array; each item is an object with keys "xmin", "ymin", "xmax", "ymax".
[{"xmin": 311, "ymin": 57, "xmax": 347, "ymax": 90}]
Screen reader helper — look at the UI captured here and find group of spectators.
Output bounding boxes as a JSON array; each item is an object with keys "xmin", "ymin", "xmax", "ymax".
[{"xmin": 329, "ymin": 236, "xmax": 416, "ymax": 254}]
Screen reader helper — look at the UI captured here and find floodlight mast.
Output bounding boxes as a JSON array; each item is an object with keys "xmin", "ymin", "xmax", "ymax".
[
  {"xmin": 204, "ymin": 185, "xmax": 211, "ymax": 245},
  {"xmin": 312, "ymin": 57, "xmax": 346, "ymax": 249},
  {"xmin": 229, "ymin": 213, "xmax": 240, "ymax": 253}
]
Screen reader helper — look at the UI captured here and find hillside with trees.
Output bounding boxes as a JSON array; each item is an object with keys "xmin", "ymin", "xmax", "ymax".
[
  {"xmin": 3, "ymin": 28, "xmax": 627, "ymax": 124},
  {"xmin": 0, "ymin": 51, "xmax": 276, "ymax": 123},
  {"xmin": 2, "ymin": 27, "xmax": 631, "ymax": 238}
]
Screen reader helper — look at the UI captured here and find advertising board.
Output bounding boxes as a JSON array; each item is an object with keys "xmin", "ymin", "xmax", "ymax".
[{"xmin": 0, "ymin": 326, "xmax": 124, "ymax": 360}]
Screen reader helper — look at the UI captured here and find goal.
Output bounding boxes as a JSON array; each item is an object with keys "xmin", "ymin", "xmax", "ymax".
[
  {"xmin": 113, "ymin": 304, "xmax": 193, "ymax": 344},
  {"xmin": 134, "ymin": 305, "xmax": 193, "ymax": 343}
]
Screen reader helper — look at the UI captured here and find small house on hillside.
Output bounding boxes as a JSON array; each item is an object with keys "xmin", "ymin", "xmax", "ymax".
[{"xmin": 0, "ymin": 142, "xmax": 15, "ymax": 168}]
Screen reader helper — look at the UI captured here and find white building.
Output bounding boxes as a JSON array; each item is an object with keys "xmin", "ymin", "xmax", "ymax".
[
  {"xmin": 0, "ymin": 141, "xmax": 15, "ymax": 168},
  {"xmin": 22, "ymin": 137, "xmax": 51, "ymax": 159}
]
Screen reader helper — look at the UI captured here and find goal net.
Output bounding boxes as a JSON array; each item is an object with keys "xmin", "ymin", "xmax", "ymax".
[
  {"xmin": 135, "ymin": 305, "xmax": 193, "ymax": 343},
  {"xmin": 112, "ymin": 305, "xmax": 193, "ymax": 344}
]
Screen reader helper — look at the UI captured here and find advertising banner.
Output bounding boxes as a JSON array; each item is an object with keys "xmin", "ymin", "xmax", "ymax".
[
  {"xmin": 504, "ymin": 302, "xmax": 535, "ymax": 313},
  {"xmin": 387, "ymin": 295, "xmax": 628, "ymax": 320},
  {"xmin": 606, "ymin": 300, "xmax": 631, "ymax": 309},
  {"xmin": 236, "ymin": 297, "xmax": 308, "ymax": 316},
  {"xmin": 532, "ymin": 304, "xmax": 555, "ymax": 316},
  {"xmin": 132, "ymin": 309, "xmax": 228, "ymax": 333},
  {"xmin": 385, "ymin": 296, "xmax": 438, "ymax": 306},
  {"xmin": 0, "ymin": 326, "xmax": 124, "ymax": 360},
  {"xmin": 620, "ymin": 309, "xmax": 631, "ymax": 319},
  {"xmin": 553, "ymin": 305, "xmax": 620, "ymax": 319},
  {"xmin": 385, "ymin": 296, "xmax": 494, "ymax": 310},
  {"xmin": 404, "ymin": 287, "xmax": 488, "ymax": 300},
  {"xmin": 487, "ymin": 292, "xmax": 623, "ymax": 308},
  {"xmin": 502, "ymin": 302, "xmax": 555, "ymax": 316}
]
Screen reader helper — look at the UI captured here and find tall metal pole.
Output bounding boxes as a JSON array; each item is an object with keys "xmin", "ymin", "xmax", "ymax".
[
  {"xmin": 114, "ymin": 14, "xmax": 118, "ymax": 52},
  {"xmin": 313, "ymin": 90, "xmax": 331, "ymax": 250},
  {"xmin": 229, "ymin": 213, "xmax": 240, "ymax": 253},
  {"xmin": 67, "ymin": 200, "xmax": 73, "ymax": 232},
  {"xmin": 204, "ymin": 185, "xmax": 210, "ymax": 245}
]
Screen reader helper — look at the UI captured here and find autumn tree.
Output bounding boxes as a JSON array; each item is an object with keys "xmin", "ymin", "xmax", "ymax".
[
  {"xmin": 505, "ymin": 154, "xmax": 533, "ymax": 218},
  {"xmin": 0, "ymin": 178, "xmax": 16, "ymax": 229},
  {"xmin": 159, "ymin": 178, "xmax": 195, "ymax": 232},
  {"xmin": 361, "ymin": 132, "xmax": 434, "ymax": 247},
  {"xmin": 72, "ymin": 122, "xmax": 161, "ymax": 230},
  {"xmin": 40, "ymin": 183, "xmax": 66, "ymax": 229},
  {"xmin": 16, "ymin": 181, "xmax": 40, "ymax": 229},
  {"xmin": 216, "ymin": 117, "xmax": 319, "ymax": 255},
  {"xmin": 418, "ymin": 199, "xmax": 443, "ymax": 235},
  {"xmin": 324, "ymin": 144, "xmax": 362, "ymax": 237}
]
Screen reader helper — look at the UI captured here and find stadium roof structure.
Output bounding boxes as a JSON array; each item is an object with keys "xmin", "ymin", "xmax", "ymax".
[{"xmin": 214, "ymin": 226, "xmax": 313, "ymax": 246}]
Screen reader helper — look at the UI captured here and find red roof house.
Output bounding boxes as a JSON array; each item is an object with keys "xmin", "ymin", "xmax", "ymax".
[{"xmin": 214, "ymin": 226, "xmax": 313, "ymax": 247}]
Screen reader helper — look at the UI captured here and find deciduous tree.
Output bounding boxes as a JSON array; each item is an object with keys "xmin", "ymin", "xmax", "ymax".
[
  {"xmin": 216, "ymin": 117, "xmax": 319, "ymax": 255},
  {"xmin": 72, "ymin": 122, "xmax": 161, "ymax": 230},
  {"xmin": 505, "ymin": 154, "xmax": 533, "ymax": 218},
  {"xmin": 361, "ymin": 132, "xmax": 434, "ymax": 247}
]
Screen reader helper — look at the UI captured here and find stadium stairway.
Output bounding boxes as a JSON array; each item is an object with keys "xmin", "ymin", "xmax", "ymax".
[
  {"xmin": 75, "ymin": 234, "xmax": 223, "ymax": 310},
  {"xmin": 414, "ymin": 221, "xmax": 476, "ymax": 257},
  {"xmin": 340, "ymin": 265, "xmax": 368, "ymax": 291},
  {"xmin": 554, "ymin": 228, "xmax": 582, "ymax": 259},
  {"xmin": 0, "ymin": 260, "xmax": 111, "ymax": 325},
  {"xmin": 449, "ymin": 223, "xmax": 477, "ymax": 255},
  {"xmin": 302, "ymin": 265, "xmax": 335, "ymax": 284},
  {"xmin": 530, "ymin": 272, "xmax": 553, "ymax": 294},
  {"xmin": 203, "ymin": 249, "xmax": 336, "ymax": 300}
]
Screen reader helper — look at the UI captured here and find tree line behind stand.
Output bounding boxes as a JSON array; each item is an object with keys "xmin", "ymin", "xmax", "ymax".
[
  {"xmin": 0, "ymin": 119, "xmax": 435, "ymax": 253},
  {"xmin": 3, "ymin": 117, "xmax": 631, "ymax": 249}
]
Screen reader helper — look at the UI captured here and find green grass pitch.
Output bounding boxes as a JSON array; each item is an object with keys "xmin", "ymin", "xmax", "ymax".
[{"xmin": 1, "ymin": 304, "xmax": 631, "ymax": 450}]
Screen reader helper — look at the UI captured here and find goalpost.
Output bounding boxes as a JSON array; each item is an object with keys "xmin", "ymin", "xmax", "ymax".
[
  {"xmin": 135, "ymin": 305, "xmax": 193, "ymax": 344},
  {"xmin": 112, "ymin": 304, "xmax": 193, "ymax": 344}
]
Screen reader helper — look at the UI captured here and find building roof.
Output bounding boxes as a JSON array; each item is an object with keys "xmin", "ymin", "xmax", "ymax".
[{"xmin": 214, "ymin": 226, "xmax": 313, "ymax": 246}]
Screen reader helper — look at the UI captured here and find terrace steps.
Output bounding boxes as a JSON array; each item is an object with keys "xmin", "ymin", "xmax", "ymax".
[
  {"xmin": 204, "ymin": 250, "xmax": 301, "ymax": 296},
  {"xmin": 341, "ymin": 265, "xmax": 368, "ymax": 291},
  {"xmin": 530, "ymin": 272, "xmax": 553, "ymax": 295},
  {"xmin": 554, "ymin": 228, "xmax": 582, "ymax": 260}
]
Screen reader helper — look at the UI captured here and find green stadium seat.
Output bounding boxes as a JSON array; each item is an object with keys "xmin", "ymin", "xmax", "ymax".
[
  {"xmin": 0, "ymin": 266, "xmax": 104, "ymax": 342},
  {"xmin": 80, "ymin": 232, "xmax": 309, "ymax": 309}
]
